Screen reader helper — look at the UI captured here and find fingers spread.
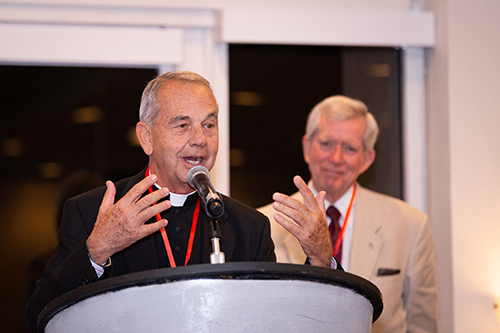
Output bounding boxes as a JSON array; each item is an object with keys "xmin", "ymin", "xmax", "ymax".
[
  {"xmin": 272, "ymin": 193, "xmax": 307, "ymax": 227},
  {"xmin": 316, "ymin": 191, "xmax": 327, "ymax": 216},
  {"xmin": 89, "ymin": 175, "xmax": 171, "ymax": 258},
  {"xmin": 273, "ymin": 212, "xmax": 299, "ymax": 234},
  {"xmin": 98, "ymin": 181, "xmax": 116, "ymax": 214},
  {"xmin": 123, "ymin": 174, "xmax": 159, "ymax": 205},
  {"xmin": 293, "ymin": 175, "xmax": 320, "ymax": 212},
  {"xmin": 137, "ymin": 187, "xmax": 169, "ymax": 211},
  {"xmin": 140, "ymin": 219, "xmax": 168, "ymax": 239},
  {"xmin": 272, "ymin": 176, "xmax": 333, "ymax": 268},
  {"xmin": 138, "ymin": 196, "xmax": 171, "ymax": 224}
]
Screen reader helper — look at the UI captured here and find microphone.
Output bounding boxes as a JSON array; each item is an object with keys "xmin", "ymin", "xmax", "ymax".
[{"xmin": 187, "ymin": 166, "xmax": 224, "ymax": 219}]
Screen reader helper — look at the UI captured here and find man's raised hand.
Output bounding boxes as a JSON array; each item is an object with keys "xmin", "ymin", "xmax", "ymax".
[{"xmin": 86, "ymin": 174, "xmax": 171, "ymax": 264}]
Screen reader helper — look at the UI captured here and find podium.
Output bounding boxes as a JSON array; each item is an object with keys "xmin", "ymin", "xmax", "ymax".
[{"xmin": 39, "ymin": 263, "xmax": 382, "ymax": 332}]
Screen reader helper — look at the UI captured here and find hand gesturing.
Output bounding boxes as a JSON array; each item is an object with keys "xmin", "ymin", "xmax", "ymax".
[
  {"xmin": 86, "ymin": 174, "xmax": 171, "ymax": 264},
  {"xmin": 271, "ymin": 175, "xmax": 333, "ymax": 268}
]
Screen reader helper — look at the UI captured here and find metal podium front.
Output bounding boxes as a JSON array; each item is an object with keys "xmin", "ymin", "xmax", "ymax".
[{"xmin": 39, "ymin": 263, "xmax": 383, "ymax": 332}]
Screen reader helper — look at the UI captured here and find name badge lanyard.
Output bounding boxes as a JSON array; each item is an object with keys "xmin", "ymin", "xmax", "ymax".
[
  {"xmin": 333, "ymin": 184, "xmax": 356, "ymax": 258},
  {"xmin": 146, "ymin": 167, "xmax": 200, "ymax": 268}
]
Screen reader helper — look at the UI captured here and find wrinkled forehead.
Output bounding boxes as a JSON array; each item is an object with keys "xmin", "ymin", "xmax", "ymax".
[
  {"xmin": 315, "ymin": 116, "xmax": 366, "ymax": 140},
  {"xmin": 158, "ymin": 82, "xmax": 218, "ymax": 118}
]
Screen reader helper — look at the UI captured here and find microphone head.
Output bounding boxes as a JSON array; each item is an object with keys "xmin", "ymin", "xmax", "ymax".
[{"xmin": 187, "ymin": 165, "xmax": 210, "ymax": 188}]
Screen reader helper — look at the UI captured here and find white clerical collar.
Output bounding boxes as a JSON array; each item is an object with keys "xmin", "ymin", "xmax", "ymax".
[{"xmin": 153, "ymin": 182, "xmax": 195, "ymax": 207}]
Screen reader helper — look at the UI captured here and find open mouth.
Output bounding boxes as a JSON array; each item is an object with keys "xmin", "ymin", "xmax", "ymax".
[{"xmin": 185, "ymin": 157, "xmax": 203, "ymax": 165}]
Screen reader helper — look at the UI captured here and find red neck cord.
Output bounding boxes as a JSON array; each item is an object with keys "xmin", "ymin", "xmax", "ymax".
[
  {"xmin": 333, "ymin": 184, "xmax": 357, "ymax": 257},
  {"xmin": 146, "ymin": 167, "xmax": 200, "ymax": 268}
]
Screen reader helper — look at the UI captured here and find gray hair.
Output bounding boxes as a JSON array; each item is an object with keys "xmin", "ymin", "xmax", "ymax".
[
  {"xmin": 305, "ymin": 95, "xmax": 379, "ymax": 152},
  {"xmin": 139, "ymin": 70, "xmax": 214, "ymax": 126}
]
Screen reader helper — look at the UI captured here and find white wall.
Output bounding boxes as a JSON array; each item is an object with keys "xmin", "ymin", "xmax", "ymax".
[
  {"xmin": 426, "ymin": 0, "xmax": 500, "ymax": 332},
  {"xmin": 448, "ymin": 0, "xmax": 500, "ymax": 331},
  {"xmin": 3, "ymin": 0, "xmax": 414, "ymax": 11}
]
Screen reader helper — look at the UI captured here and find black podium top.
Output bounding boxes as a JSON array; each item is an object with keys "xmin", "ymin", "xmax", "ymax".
[{"xmin": 39, "ymin": 262, "xmax": 383, "ymax": 331}]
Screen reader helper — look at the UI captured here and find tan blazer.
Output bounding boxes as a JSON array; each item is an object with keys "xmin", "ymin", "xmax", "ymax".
[{"xmin": 258, "ymin": 184, "xmax": 439, "ymax": 333}]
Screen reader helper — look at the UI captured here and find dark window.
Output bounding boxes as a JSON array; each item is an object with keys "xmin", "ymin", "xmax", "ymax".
[
  {"xmin": 229, "ymin": 44, "xmax": 402, "ymax": 208},
  {"xmin": 0, "ymin": 65, "xmax": 157, "ymax": 332},
  {"xmin": 0, "ymin": 66, "xmax": 156, "ymax": 181}
]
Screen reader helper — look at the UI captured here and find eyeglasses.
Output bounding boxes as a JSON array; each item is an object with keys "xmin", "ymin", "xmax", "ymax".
[{"xmin": 316, "ymin": 139, "xmax": 363, "ymax": 156}]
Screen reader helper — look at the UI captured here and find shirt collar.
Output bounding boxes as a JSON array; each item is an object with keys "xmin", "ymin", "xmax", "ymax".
[
  {"xmin": 153, "ymin": 182, "xmax": 195, "ymax": 207},
  {"xmin": 309, "ymin": 181, "xmax": 356, "ymax": 219}
]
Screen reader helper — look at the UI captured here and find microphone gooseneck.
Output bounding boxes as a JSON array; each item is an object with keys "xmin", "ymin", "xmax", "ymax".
[{"xmin": 187, "ymin": 165, "xmax": 225, "ymax": 264}]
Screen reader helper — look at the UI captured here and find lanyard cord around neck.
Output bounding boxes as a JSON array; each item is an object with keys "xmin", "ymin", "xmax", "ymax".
[
  {"xmin": 146, "ymin": 167, "xmax": 200, "ymax": 268},
  {"xmin": 333, "ymin": 184, "xmax": 356, "ymax": 258}
]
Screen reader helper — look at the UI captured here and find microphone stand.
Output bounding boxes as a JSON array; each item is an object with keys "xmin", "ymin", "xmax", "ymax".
[{"xmin": 209, "ymin": 219, "xmax": 225, "ymax": 264}]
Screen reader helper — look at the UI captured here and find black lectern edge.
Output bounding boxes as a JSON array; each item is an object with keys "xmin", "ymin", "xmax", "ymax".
[{"xmin": 38, "ymin": 262, "xmax": 383, "ymax": 331}]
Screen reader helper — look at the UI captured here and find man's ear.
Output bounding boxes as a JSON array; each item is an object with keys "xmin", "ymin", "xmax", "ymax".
[
  {"xmin": 302, "ymin": 135, "xmax": 311, "ymax": 164},
  {"xmin": 360, "ymin": 149, "xmax": 376, "ymax": 174},
  {"xmin": 136, "ymin": 121, "xmax": 153, "ymax": 156}
]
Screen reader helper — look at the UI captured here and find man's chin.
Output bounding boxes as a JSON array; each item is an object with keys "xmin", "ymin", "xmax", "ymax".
[{"xmin": 319, "ymin": 178, "xmax": 344, "ymax": 189}]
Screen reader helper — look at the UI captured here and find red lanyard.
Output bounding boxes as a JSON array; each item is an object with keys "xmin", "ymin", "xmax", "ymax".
[
  {"xmin": 146, "ymin": 167, "xmax": 200, "ymax": 268},
  {"xmin": 333, "ymin": 184, "xmax": 356, "ymax": 258}
]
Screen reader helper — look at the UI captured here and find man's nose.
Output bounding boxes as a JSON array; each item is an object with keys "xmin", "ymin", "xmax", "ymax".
[
  {"xmin": 329, "ymin": 144, "xmax": 343, "ymax": 163},
  {"xmin": 189, "ymin": 125, "xmax": 207, "ymax": 146}
]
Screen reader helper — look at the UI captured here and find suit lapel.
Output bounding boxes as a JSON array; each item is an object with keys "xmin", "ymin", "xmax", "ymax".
[{"xmin": 348, "ymin": 186, "xmax": 383, "ymax": 280}]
